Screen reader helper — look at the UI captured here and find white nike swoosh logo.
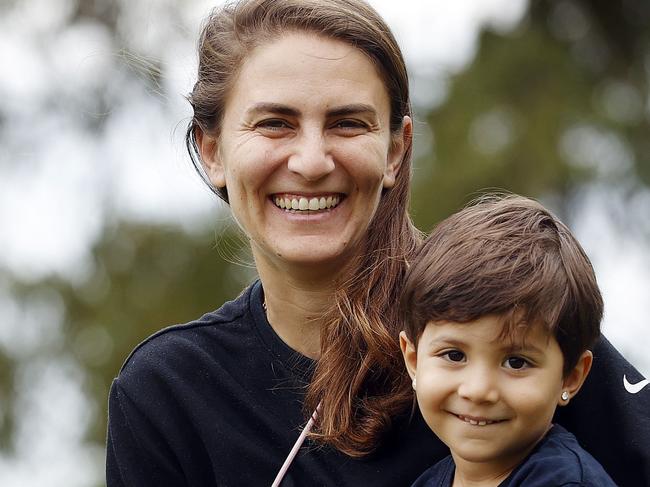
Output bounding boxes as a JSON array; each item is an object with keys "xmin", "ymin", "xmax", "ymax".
[{"xmin": 623, "ymin": 374, "xmax": 649, "ymax": 394}]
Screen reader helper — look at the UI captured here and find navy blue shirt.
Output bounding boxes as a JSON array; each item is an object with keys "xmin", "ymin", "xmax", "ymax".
[{"xmin": 411, "ymin": 424, "xmax": 618, "ymax": 486}]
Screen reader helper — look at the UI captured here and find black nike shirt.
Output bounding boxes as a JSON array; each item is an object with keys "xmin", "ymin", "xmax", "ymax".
[
  {"xmin": 106, "ymin": 281, "xmax": 650, "ymax": 486},
  {"xmin": 555, "ymin": 335, "xmax": 650, "ymax": 486}
]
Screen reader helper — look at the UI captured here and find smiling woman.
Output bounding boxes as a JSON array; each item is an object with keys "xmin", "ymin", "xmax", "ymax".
[
  {"xmin": 107, "ymin": 1, "xmax": 439, "ymax": 485},
  {"xmin": 105, "ymin": 0, "xmax": 650, "ymax": 486},
  {"xmin": 196, "ymin": 33, "xmax": 406, "ymax": 280}
]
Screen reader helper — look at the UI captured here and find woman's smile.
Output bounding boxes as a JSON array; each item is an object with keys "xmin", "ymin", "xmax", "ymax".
[{"xmin": 272, "ymin": 193, "xmax": 343, "ymax": 212}]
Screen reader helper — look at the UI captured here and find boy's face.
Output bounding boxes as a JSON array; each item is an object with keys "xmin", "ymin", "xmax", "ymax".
[{"xmin": 401, "ymin": 315, "xmax": 588, "ymax": 474}]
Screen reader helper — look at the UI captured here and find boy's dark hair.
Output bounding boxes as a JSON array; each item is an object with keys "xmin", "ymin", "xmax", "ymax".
[{"xmin": 400, "ymin": 194, "xmax": 603, "ymax": 376}]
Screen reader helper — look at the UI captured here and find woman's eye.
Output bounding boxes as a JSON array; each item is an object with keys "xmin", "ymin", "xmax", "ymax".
[
  {"xmin": 332, "ymin": 119, "xmax": 368, "ymax": 133},
  {"xmin": 503, "ymin": 356, "xmax": 529, "ymax": 370},
  {"xmin": 256, "ymin": 119, "xmax": 291, "ymax": 131},
  {"xmin": 442, "ymin": 350, "xmax": 465, "ymax": 362}
]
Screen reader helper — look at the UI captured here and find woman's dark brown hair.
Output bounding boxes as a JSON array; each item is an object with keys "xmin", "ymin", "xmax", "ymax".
[
  {"xmin": 185, "ymin": 0, "xmax": 420, "ymax": 456},
  {"xmin": 400, "ymin": 194, "xmax": 603, "ymax": 376}
]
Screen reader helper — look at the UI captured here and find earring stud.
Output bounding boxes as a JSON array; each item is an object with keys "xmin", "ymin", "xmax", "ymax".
[
  {"xmin": 412, "ymin": 378, "xmax": 417, "ymax": 390},
  {"xmin": 561, "ymin": 391, "xmax": 569, "ymax": 401}
]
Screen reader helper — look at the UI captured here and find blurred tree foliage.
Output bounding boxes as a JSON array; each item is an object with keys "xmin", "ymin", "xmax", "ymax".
[
  {"xmin": 1, "ymin": 0, "xmax": 649, "ymax": 482},
  {"xmin": 411, "ymin": 0, "xmax": 650, "ymax": 229},
  {"xmin": 1, "ymin": 222, "xmax": 252, "ymax": 452}
]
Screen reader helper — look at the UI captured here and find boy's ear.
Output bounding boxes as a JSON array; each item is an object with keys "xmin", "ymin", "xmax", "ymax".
[
  {"xmin": 559, "ymin": 350, "xmax": 593, "ymax": 406},
  {"xmin": 383, "ymin": 116, "xmax": 412, "ymax": 189},
  {"xmin": 196, "ymin": 128, "xmax": 226, "ymax": 189},
  {"xmin": 399, "ymin": 331, "xmax": 417, "ymax": 381}
]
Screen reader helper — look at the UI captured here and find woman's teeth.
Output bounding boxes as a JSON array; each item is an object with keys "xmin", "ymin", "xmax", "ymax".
[{"xmin": 274, "ymin": 195, "xmax": 340, "ymax": 211}]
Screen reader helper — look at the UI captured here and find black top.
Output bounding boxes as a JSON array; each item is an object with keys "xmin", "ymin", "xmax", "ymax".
[
  {"xmin": 106, "ymin": 281, "xmax": 446, "ymax": 486},
  {"xmin": 106, "ymin": 281, "xmax": 650, "ymax": 486},
  {"xmin": 412, "ymin": 424, "xmax": 618, "ymax": 486}
]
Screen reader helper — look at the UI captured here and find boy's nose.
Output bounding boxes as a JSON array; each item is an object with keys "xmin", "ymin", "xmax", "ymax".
[
  {"xmin": 287, "ymin": 130, "xmax": 335, "ymax": 181},
  {"xmin": 457, "ymin": 367, "xmax": 500, "ymax": 404}
]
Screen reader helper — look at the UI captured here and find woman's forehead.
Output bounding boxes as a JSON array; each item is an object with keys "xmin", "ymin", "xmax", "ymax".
[{"xmin": 227, "ymin": 32, "xmax": 390, "ymax": 111}]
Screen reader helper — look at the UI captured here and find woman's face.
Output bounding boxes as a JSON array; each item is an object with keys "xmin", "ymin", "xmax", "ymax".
[{"xmin": 199, "ymin": 32, "xmax": 410, "ymax": 275}]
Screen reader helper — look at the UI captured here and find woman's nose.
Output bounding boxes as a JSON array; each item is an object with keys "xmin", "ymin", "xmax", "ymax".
[
  {"xmin": 287, "ymin": 130, "xmax": 335, "ymax": 181},
  {"xmin": 457, "ymin": 367, "xmax": 500, "ymax": 404}
]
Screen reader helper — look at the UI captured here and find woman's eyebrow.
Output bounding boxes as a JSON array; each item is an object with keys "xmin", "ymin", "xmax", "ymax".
[
  {"xmin": 246, "ymin": 103, "xmax": 301, "ymax": 117},
  {"xmin": 326, "ymin": 104, "xmax": 378, "ymax": 118},
  {"xmin": 245, "ymin": 103, "xmax": 378, "ymax": 119}
]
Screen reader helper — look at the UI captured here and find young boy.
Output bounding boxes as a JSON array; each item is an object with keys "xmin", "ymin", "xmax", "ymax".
[{"xmin": 400, "ymin": 194, "xmax": 618, "ymax": 486}]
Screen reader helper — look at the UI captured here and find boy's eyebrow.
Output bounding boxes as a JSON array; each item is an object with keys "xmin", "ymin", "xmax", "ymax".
[
  {"xmin": 425, "ymin": 335, "xmax": 547, "ymax": 355},
  {"xmin": 425, "ymin": 335, "xmax": 466, "ymax": 350},
  {"xmin": 500, "ymin": 342, "xmax": 546, "ymax": 355}
]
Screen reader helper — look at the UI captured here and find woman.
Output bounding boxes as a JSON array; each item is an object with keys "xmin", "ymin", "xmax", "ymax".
[{"xmin": 106, "ymin": 1, "xmax": 649, "ymax": 485}]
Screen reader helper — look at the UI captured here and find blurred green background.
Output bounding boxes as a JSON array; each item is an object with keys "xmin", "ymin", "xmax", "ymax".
[{"xmin": 1, "ymin": 0, "xmax": 649, "ymax": 485}]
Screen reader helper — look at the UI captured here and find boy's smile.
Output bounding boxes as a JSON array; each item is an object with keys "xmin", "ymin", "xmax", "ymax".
[
  {"xmin": 402, "ymin": 315, "xmax": 572, "ymax": 478},
  {"xmin": 451, "ymin": 413, "xmax": 506, "ymax": 426}
]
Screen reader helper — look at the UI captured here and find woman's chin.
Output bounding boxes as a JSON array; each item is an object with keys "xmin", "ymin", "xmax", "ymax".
[{"xmin": 253, "ymin": 237, "xmax": 358, "ymax": 276}]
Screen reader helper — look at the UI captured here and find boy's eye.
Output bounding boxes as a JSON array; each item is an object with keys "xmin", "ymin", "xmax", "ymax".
[
  {"xmin": 442, "ymin": 350, "xmax": 465, "ymax": 362},
  {"xmin": 503, "ymin": 356, "xmax": 529, "ymax": 370}
]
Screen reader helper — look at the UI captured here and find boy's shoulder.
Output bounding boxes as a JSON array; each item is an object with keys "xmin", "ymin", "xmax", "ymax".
[
  {"xmin": 409, "ymin": 455, "xmax": 454, "ymax": 487},
  {"xmin": 502, "ymin": 424, "xmax": 618, "ymax": 486},
  {"xmin": 410, "ymin": 426, "xmax": 618, "ymax": 487}
]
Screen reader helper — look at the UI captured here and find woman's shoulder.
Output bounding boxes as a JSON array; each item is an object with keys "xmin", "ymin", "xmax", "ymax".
[
  {"xmin": 115, "ymin": 281, "xmax": 259, "ymax": 387},
  {"xmin": 554, "ymin": 335, "xmax": 648, "ymax": 486}
]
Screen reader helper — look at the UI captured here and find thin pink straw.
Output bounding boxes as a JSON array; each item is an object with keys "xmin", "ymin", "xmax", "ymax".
[{"xmin": 271, "ymin": 403, "xmax": 321, "ymax": 487}]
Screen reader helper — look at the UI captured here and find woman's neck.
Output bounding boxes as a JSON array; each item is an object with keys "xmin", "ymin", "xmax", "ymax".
[{"xmin": 254, "ymin": 253, "xmax": 346, "ymax": 360}]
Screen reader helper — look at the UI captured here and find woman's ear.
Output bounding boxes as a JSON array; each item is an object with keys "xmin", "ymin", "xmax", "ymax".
[
  {"xmin": 196, "ymin": 128, "xmax": 226, "ymax": 189},
  {"xmin": 383, "ymin": 116, "xmax": 412, "ymax": 189},
  {"xmin": 399, "ymin": 331, "xmax": 418, "ymax": 381},
  {"xmin": 559, "ymin": 350, "xmax": 593, "ymax": 406}
]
